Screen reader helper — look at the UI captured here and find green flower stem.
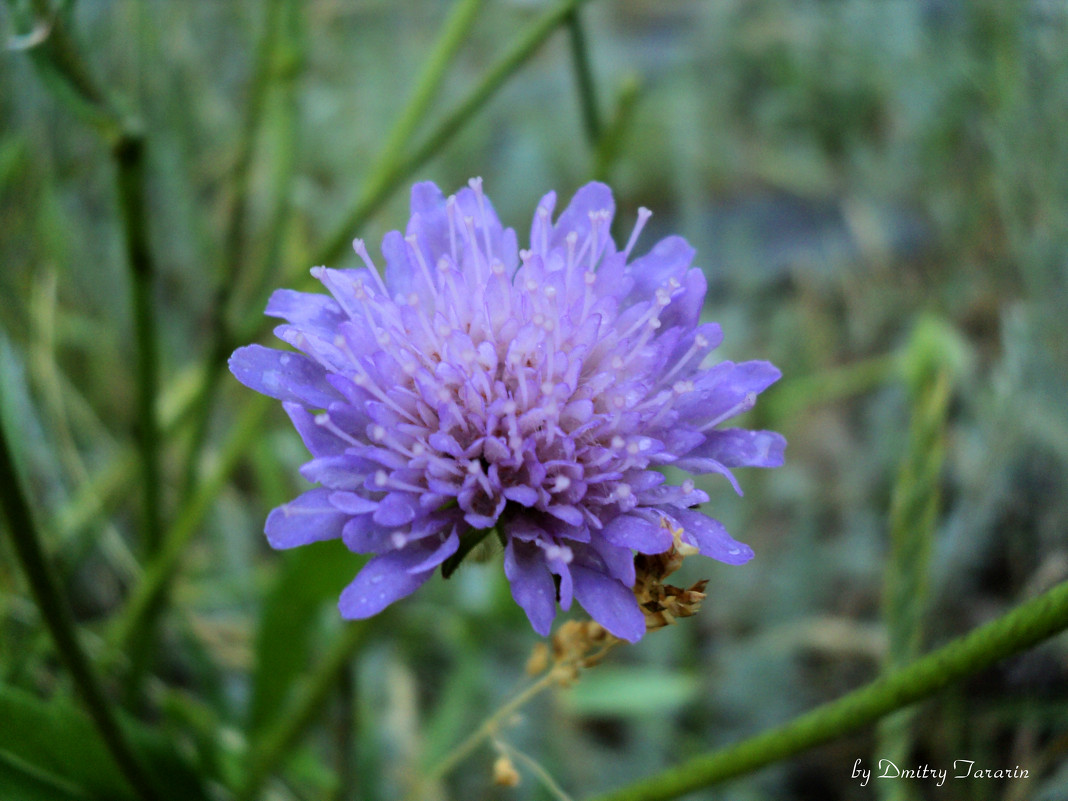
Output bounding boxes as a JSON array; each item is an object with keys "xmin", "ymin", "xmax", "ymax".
[
  {"xmin": 565, "ymin": 7, "xmax": 602, "ymax": 146},
  {"xmin": 587, "ymin": 578, "xmax": 1068, "ymax": 801},
  {"xmin": 403, "ymin": 667, "xmax": 564, "ymax": 801},
  {"xmin": 298, "ymin": 0, "xmax": 597, "ymax": 277},
  {"xmin": 9, "ymin": 0, "xmax": 164, "ymax": 563},
  {"xmin": 113, "ymin": 129, "xmax": 164, "ymax": 562},
  {"xmin": 877, "ymin": 370, "xmax": 951, "ymax": 801},
  {"xmin": 0, "ymin": 396, "xmax": 160, "ymax": 801},
  {"xmin": 109, "ymin": 394, "xmax": 273, "ymax": 657},
  {"xmin": 178, "ymin": 0, "xmax": 291, "ymax": 504},
  {"xmin": 371, "ymin": 0, "xmax": 485, "ymax": 180},
  {"xmin": 180, "ymin": 0, "xmax": 479, "ymax": 507},
  {"xmin": 593, "ymin": 74, "xmax": 640, "ymax": 182},
  {"xmin": 238, "ymin": 622, "xmax": 367, "ymax": 801},
  {"xmin": 11, "ymin": 0, "xmax": 166, "ymax": 693}
]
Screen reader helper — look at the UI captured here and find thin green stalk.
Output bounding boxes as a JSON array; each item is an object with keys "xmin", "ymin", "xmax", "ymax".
[
  {"xmin": 565, "ymin": 7, "xmax": 601, "ymax": 146},
  {"xmin": 0, "ymin": 393, "xmax": 160, "ymax": 801},
  {"xmin": 179, "ymin": 0, "xmax": 289, "ymax": 503},
  {"xmin": 303, "ymin": 0, "xmax": 597, "ymax": 276},
  {"xmin": 114, "ymin": 129, "xmax": 163, "ymax": 561},
  {"xmin": 587, "ymin": 579, "xmax": 1068, "ymax": 801},
  {"xmin": 877, "ymin": 370, "xmax": 951, "ymax": 801},
  {"xmin": 406, "ymin": 639, "xmax": 619, "ymax": 801},
  {"xmin": 592, "ymin": 74, "xmax": 640, "ymax": 182},
  {"xmin": 404, "ymin": 670, "xmax": 561, "ymax": 801},
  {"xmin": 238, "ymin": 622, "xmax": 366, "ymax": 801},
  {"xmin": 180, "ymin": 0, "xmax": 480, "ymax": 498},
  {"xmin": 7, "ymin": 0, "xmax": 123, "ymax": 140},
  {"xmin": 110, "ymin": 394, "xmax": 274, "ymax": 656},
  {"xmin": 11, "ymin": 0, "xmax": 166, "ymax": 696},
  {"xmin": 330, "ymin": 664, "xmax": 357, "ymax": 801},
  {"xmin": 371, "ymin": 0, "xmax": 485, "ymax": 177}
]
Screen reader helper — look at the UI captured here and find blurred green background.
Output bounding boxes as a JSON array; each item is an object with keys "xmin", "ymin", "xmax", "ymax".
[{"xmin": 2, "ymin": 1, "xmax": 1068, "ymax": 800}]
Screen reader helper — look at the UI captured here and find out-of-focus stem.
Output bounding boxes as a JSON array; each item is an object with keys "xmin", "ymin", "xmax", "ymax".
[
  {"xmin": 178, "ymin": 0, "xmax": 289, "ymax": 503},
  {"xmin": 565, "ymin": 7, "xmax": 601, "ymax": 146},
  {"xmin": 877, "ymin": 371, "xmax": 951, "ymax": 801},
  {"xmin": 179, "ymin": 0, "xmax": 478, "ymax": 506},
  {"xmin": 109, "ymin": 394, "xmax": 273, "ymax": 657},
  {"xmin": 0, "ymin": 395, "xmax": 161, "ymax": 801},
  {"xmin": 238, "ymin": 622, "xmax": 366, "ymax": 801},
  {"xmin": 113, "ymin": 130, "xmax": 163, "ymax": 562},
  {"xmin": 304, "ymin": 0, "xmax": 598, "ymax": 275},
  {"xmin": 587, "ymin": 579, "xmax": 1068, "ymax": 801}
]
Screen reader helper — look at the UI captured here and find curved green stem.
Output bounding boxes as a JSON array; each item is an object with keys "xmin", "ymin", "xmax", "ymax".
[
  {"xmin": 0, "ymin": 392, "xmax": 160, "ymax": 801},
  {"xmin": 587, "ymin": 578, "xmax": 1068, "ymax": 801}
]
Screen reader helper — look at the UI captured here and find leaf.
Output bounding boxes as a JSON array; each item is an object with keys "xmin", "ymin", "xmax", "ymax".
[
  {"xmin": 0, "ymin": 682, "xmax": 207, "ymax": 801},
  {"xmin": 247, "ymin": 540, "xmax": 366, "ymax": 734}
]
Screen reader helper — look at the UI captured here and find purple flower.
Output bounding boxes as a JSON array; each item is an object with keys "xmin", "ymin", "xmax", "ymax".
[{"xmin": 230, "ymin": 179, "xmax": 784, "ymax": 642}]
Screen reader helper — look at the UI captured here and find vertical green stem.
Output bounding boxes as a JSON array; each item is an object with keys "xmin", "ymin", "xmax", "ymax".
[
  {"xmin": 330, "ymin": 664, "xmax": 358, "ymax": 801},
  {"xmin": 113, "ymin": 130, "xmax": 163, "ymax": 561},
  {"xmin": 877, "ymin": 371, "xmax": 951, "ymax": 801},
  {"xmin": 565, "ymin": 7, "xmax": 601, "ymax": 146},
  {"xmin": 0, "ymin": 398, "xmax": 160, "ymax": 801},
  {"xmin": 179, "ymin": 0, "xmax": 288, "ymax": 503},
  {"xmin": 109, "ymin": 394, "xmax": 274, "ymax": 656}
]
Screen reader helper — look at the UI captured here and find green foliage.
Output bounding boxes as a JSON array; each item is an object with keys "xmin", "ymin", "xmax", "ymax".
[
  {"xmin": 0, "ymin": 683, "xmax": 205, "ymax": 801},
  {"xmin": 2, "ymin": 0, "xmax": 1068, "ymax": 800}
]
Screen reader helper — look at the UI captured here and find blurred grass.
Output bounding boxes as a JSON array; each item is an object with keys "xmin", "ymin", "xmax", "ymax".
[{"xmin": 2, "ymin": 0, "xmax": 1068, "ymax": 800}]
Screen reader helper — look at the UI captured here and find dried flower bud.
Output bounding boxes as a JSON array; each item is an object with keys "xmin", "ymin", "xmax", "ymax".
[{"xmin": 492, "ymin": 754, "xmax": 521, "ymax": 787}]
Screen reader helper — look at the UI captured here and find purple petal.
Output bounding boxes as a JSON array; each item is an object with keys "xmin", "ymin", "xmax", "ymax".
[
  {"xmin": 694, "ymin": 429, "xmax": 786, "ymax": 468},
  {"xmin": 571, "ymin": 565, "xmax": 646, "ymax": 642},
  {"xmin": 670, "ymin": 454, "xmax": 743, "ymax": 495},
  {"xmin": 581, "ymin": 539, "xmax": 636, "ymax": 586},
  {"xmin": 283, "ymin": 402, "xmax": 346, "ymax": 457},
  {"xmin": 551, "ymin": 182, "xmax": 615, "ymax": 251},
  {"xmin": 668, "ymin": 508, "xmax": 754, "ymax": 565},
  {"xmin": 265, "ymin": 488, "xmax": 348, "ymax": 549},
  {"xmin": 406, "ymin": 530, "xmax": 459, "ymax": 573},
  {"xmin": 659, "ymin": 268, "xmax": 706, "ymax": 331},
  {"xmin": 300, "ymin": 455, "xmax": 369, "ymax": 491},
  {"xmin": 601, "ymin": 513, "xmax": 673, "ymax": 554},
  {"xmin": 338, "ymin": 549, "xmax": 435, "ymax": 619},
  {"xmin": 341, "ymin": 515, "xmax": 392, "ymax": 553},
  {"xmin": 265, "ymin": 289, "xmax": 345, "ymax": 337},
  {"xmin": 328, "ymin": 491, "xmax": 378, "ymax": 515},
  {"xmin": 229, "ymin": 345, "xmax": 339, "ymax": 409},
  {"xmin": 373, "ymin": 491, "xmax": 418, "ymax": 526},
  {"xmin": 504, "ymin": 539, "xmax": 556, "ymax": 636},
  {"xmin": 503, "ymin": 485, "xmax": 538, "ymax": 507},
  {"xmin": 625, "ymin": 235, "xmax": 695, "ymax": 301}
]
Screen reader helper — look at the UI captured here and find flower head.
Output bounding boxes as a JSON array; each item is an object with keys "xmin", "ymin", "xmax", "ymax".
[{"xmin": 230, "ymin": 179, "xmax": 784, "ymax": 642}]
